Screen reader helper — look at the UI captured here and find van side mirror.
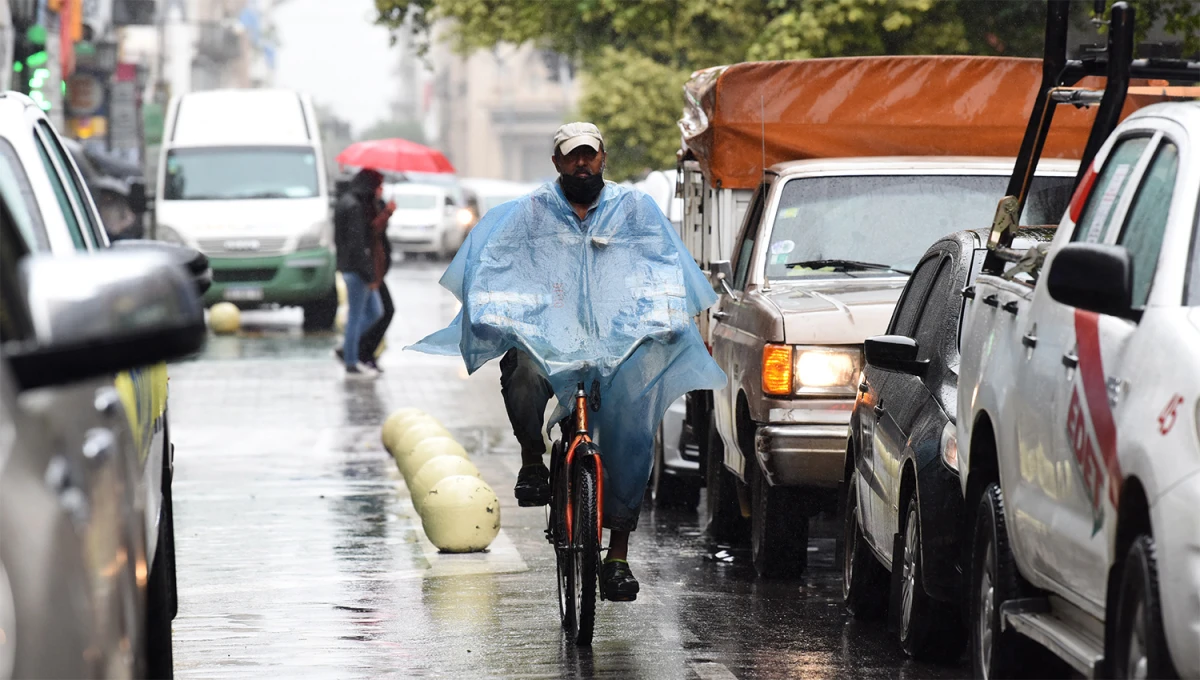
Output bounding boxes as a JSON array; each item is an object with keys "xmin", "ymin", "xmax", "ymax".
[
  {"xmin": 1046, "ymin": 243, "xmax": 1138, "ymax": 320},
  {"xmin": 864, "ymin": 335, "xmax": 929, "ymax": 375},
  {"xmin": 710, "ymin": 259, "xmax": 734, "ymax": 295}
]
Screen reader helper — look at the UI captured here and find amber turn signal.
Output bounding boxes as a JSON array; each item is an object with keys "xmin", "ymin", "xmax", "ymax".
[{"xmin": 762, "ymin": 344, "xmax": 793, "ymax": 395}]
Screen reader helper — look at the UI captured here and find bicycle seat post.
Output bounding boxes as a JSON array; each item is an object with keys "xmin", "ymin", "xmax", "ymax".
[{"xmin": 574, "ymin": 382, "xmax": 589, "ymax": 436}]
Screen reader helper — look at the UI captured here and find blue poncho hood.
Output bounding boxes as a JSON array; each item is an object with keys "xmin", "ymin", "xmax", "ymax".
[{"xmin": 409, "ymin": 180, "xmax": 725, "ymax": 522}]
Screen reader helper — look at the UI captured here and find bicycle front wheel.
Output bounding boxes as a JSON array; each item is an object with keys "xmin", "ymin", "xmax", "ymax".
[{"xmin": 572, "ymin": 449, "xmax": 601, "ymax": 646}]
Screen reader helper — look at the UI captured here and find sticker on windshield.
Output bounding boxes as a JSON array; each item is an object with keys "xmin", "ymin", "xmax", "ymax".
[
  {"xmin": 778, "ymin": 207, "xmax": 799, "ymax": 220},
  {"xmin": 769, "ymin": 240, "xmax": 795, "ymax": 255}
]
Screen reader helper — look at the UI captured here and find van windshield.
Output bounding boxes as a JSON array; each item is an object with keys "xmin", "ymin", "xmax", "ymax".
[
  {"xmin": 164, "ymin": 147, "xmax": 319, "ymax": 201},
  {"xmin": 764, "ymin": 174, "xmax": 1074, "ymax": 279}
]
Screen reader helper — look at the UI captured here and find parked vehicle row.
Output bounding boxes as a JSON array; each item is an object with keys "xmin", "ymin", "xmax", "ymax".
[{"xmin": 0, "ymin": 90, "xmax": 208, "ymax": 678}]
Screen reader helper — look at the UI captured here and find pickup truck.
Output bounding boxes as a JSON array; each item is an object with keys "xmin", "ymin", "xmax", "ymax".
[
  {"xmin": 959, "ymin": 100, "xmax": 1200, "ymax": 679},
  {"xmin": 678, "ymin": 55, "xmax": 1101, "ymax": 578}
]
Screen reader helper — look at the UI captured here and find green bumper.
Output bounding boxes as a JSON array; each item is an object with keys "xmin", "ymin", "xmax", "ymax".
[{"xmin": 202, "ymin": 248, "xmax": 336, "ymax": 307}]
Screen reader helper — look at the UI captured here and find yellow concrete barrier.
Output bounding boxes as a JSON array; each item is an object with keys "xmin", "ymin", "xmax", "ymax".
[
  {"xmin": 410, "ymin": 455, "xmax": 481, "ymax": 513},
  {"xmin": 381, "ymin": 410, "xmax": 441, "ymax": 455},
  {"xmin": 421, "ymin": 476, "xmax": 500, "ymax": 553},
  {"xmin": 209, "ymin": 302, "xmax": 240, "ymax": 335},
  {"xmin": 401, "ymin": 436, "xmax": 469, "ymax": 480}
]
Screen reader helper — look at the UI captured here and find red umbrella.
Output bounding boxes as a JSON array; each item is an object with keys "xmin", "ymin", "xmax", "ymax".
[{"xmin": 336, "ymin": 138, "xmax": 456, "ymax": 174}]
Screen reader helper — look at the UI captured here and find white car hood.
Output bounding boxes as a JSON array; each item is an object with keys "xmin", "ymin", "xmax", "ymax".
[{"xmin": 389, "ymin": 209, "xmax": 444, "ymax": 228}]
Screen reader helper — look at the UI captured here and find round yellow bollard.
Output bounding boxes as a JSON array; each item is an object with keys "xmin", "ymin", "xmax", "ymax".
[
  {"xmin": 334, "ymin": 306, "xmax": 348, "ymax": 332},
  {"xmin": 335, "ymin": 273, "xmax": 347, "ymax": 306},
  {"xmin": 209, "ymin": 302, "xmax": 240, "ymax": 335},
  {"xmin": 410, "ymin": 455, "xmax": 481, "ymax": 513},
  {"xmin": 392, "ymin": 421, "xmax": 452, "ymax": 465},
  {"xmin": 400, "ymin": 436, "xmax": 468, "ymax": 480},
  {"xmin": 381, "ymin": 411, "xmax": 442, "ymax": 455},
  {"xmin": 421, "ymin": 476, "xmax": 500, "ymax": 553}
]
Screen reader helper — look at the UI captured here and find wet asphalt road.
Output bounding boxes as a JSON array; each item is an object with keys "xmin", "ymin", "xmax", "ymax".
[{"xmin": 166, "ymin": 260, "xmax": 968, "ymax": 679}]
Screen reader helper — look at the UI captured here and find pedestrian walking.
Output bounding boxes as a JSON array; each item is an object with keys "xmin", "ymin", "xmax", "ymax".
[
  {"xmin": 334, "ymin": 168, "xmax": 388, "ymax": 379},
  {"xmin": 358, "ymin": 190, "xmax": 396, "ymax": 371}
]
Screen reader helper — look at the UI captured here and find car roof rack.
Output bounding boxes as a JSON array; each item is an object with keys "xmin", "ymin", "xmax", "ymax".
[{"xmin": 983, "ymin": 0, "xmax": 1200, "ymax": 274}]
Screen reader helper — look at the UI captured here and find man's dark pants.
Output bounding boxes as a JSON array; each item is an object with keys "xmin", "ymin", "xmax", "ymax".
[{"xmin": 358, "ymin": 281, "xmax": 394, "ymax": 360}]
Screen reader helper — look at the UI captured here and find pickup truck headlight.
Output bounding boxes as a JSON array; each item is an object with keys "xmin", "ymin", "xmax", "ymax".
[
  {"xmin": 296, "ymin": 220, "xmax": 331, "ymax": 251},
  {"xmin": 761, "ymin": 345, "xmax": 863, "ymax": 396}
]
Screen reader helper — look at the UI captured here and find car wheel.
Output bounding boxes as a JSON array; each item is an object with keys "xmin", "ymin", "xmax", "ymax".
[
  {"xmin": 704, "ymin": 418, "xmax": 747, "ymax": 542},
  {"xmin": 843, "ymin": 473, "xmax": 888, "ymax": 619},
  {"xmin": 146, "ymin": 441, "xmax": 176, "ymax": 678},
  {"xmin": 302, "ymin": 284, "xmax": 339, "ymax": 332},
  {"xmin": 1110, "ymin": 535, "xmax": 1178, "ymax": 680},
  {"xmin": 970, "ymin": 483, "xmax": 1034, "ymax": 679},
  {"xmin": 748, "ymin": 460, "xmax": 807, "ymax": 578},
  {"xmin": 651, "ymin": 424, "xmax": 700, "ymax": 510},
  {"xmin": 895, "ymin": 493, "xmax": 965, "ymax": 662}
]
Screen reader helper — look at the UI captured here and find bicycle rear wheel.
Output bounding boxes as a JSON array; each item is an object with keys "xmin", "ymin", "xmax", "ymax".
[{"xmin": 572, "ymin": 448, "xmax": 601, "ymax": 646}]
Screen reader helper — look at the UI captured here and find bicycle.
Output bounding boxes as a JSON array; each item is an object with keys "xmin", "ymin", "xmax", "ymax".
[{"xmin": 545, "ymin": 380, "xmax": 605, "ymax": 646}]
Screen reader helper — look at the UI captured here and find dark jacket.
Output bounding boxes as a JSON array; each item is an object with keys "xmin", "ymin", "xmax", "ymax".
[{"xmin": 334, "ymin": 171, "xmax": 381, "ymax": 280}]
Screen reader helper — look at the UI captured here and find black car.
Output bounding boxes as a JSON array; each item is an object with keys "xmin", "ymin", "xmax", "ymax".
[{"xmin": 841, "ymin": 226, "xmax": 1055, "ymax": 662}]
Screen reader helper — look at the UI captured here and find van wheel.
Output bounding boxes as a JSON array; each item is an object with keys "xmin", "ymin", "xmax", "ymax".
[
  {"xmin": 749, "ymin": 460, "xmax": 807, "ymax": 578},
  {"xmin": 970, "ymin": 484, "xmax": 1033, "ymax": 679},
  {"xmin": 896, "ymin": 493, "xmax": 965, "ymax": 662},
  {"xmin": 1110, "ymin": 536, "xmax": 1178, "ymax": 679},
  {"xmin": 843, "ymin": 473, "xmax": 888, "ymax": 619},
  {"xmin": 704, "ymin": 419, "xmax": 747, "ymax": 542},
  {"xmin": 302, "ymin": 285, "xmax": 338, "ymax": 331}
]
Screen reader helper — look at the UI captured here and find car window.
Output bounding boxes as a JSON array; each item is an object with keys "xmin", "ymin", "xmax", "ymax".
[
  {"xmin": 1072, "ymin": 136, "xmax": 1152, "ymax": 244},
  {"xmin": 0, "ymin": 138, "xmax": 49, "ymax": 252},
  {"xmin": 731, "ymin": 182, "xmax": 767, "ymax": 290},
  {"xmin": 888, "ymin": 253, "xmax": 941, "ymax": 337},
  {"xmin": 0, "ymin": 196, "xmax": 35, "ymax": 344},
  {"xmin": 914, "ymin": 258, "xmax": 956, "ymax": 362},
  {"xmin": 1117, "ymin": 141, "xmax": 1178, "ymax": 309},
  {"xmin": 34, "ymin": 134, "xmax": 88, "ymax": 250},
  {"xmin": 38, "ymin": 122, "xmax": 106, "ymax": 248}
]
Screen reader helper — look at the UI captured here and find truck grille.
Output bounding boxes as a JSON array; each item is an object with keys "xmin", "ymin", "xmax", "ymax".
[
  {"xmin": 198, "ymin": 237, "xmax": 289, "ymax": 256},
  {"xmin": 213, "ymin": 267, "xmax": 278, "ymax": 283}
]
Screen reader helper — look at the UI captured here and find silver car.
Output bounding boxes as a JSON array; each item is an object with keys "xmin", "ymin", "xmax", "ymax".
[{"xmin": 0, "ymin": 91, "xmax": 206, "ymax": 677}]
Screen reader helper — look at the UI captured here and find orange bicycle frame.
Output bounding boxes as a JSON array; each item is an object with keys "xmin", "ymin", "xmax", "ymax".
[{"xmin": 563, "ymin": 386, "xmax": 604, "ymax": 546}]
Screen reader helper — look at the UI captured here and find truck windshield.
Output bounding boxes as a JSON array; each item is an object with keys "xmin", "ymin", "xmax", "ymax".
[
  {"xmin": 163, "ymin": 147, "xmax": 319, "ymax": 201},
  {"xmin": 767, "ymin": 174, "xmax": 1073, "ymax": 279}
]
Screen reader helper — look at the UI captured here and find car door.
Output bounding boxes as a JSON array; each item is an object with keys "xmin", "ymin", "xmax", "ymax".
[
  {"xmin": 869, "ymin": 250, "xmax": 947, "ymax": 545},
  {"xmin": 1014, "ymin": 132, "xmax": 1159, "ymax": 603},
  {"xmin": 712, "ymin": 180, "xmax": 768, "ymax": 475}
]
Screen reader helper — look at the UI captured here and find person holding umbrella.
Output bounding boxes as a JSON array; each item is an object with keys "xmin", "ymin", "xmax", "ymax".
[{"xmin": 334, "ymin": 168, "xmax": 392, "ymax": 378}]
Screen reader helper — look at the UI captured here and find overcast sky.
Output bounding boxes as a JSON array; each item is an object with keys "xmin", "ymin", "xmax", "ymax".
[{"xmin": 273, "ymin": 0, "xmax": 395, "ymax": 134}]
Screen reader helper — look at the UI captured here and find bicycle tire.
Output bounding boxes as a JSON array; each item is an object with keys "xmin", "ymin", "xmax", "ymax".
[
  {"xmin": 551, "ymin": 441, "xmax": 575, "ymax": 633},
  {"xmin": 572, "ymin": 448, "xmax": 600, "ymax": 646}
]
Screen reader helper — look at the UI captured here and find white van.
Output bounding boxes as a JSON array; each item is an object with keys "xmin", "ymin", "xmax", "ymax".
[{"xmin": 155, "ymin": 88, "xmax": 338, "ymax": 329}]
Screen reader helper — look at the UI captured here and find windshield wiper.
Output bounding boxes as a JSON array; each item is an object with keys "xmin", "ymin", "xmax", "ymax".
[
  {"xmin": 237, "ymin": 191, "xmax": 293, "ymax": 199},
  {"xmin": 784, "ymin": 259, "xmax": 912, "ymax": 275}
]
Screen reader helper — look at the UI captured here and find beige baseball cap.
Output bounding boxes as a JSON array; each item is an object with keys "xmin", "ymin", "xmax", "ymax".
[{"xmin": 554, "ymin": 122, "xmax": 604, "ymax": 155}]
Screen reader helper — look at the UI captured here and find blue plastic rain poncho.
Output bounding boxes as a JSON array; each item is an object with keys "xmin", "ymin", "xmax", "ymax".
[{"xmin": 409, "ymin": 181, "xmax": 725, "ymax": 527}]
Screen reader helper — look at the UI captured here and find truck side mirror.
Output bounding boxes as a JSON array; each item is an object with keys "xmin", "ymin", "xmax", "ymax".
[
  {"xmin": 128, "ymin": 179, "xmax": 149, "ymax": 215},
  {"xmin": 864, "ymin": 335, "xmax": 929, "ymax": 376},
  {"xmin": 710, "ymin": 259, "xmax": 734, "ymax": 295},
  {"xmin": 1046, "ymin": 243, "xmax": 1137, "ymax": 320}
]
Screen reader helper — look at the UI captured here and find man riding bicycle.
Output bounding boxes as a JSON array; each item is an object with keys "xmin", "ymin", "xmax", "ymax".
[{"xmin": 411, "ymin": 122, "xmax": 724, "ymax": 602}]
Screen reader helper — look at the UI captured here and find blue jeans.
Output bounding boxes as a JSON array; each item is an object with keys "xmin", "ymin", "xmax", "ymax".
[{"xmin": 342, "ymin": 272, "xmax": 382, "ymax": 368}]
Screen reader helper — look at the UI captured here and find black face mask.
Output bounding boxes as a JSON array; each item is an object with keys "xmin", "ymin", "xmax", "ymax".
[{"xmin": 560, "ymin": 171, "xmax": 604, "ymax": 205}]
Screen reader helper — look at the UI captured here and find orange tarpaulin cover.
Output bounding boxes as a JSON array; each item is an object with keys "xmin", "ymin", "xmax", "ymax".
[{"xmin": 680, "ymin": 56, "xmax": 1155, "ymax": 190}]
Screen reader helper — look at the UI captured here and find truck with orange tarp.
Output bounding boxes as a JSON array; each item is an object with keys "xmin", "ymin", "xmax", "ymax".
[{"xmin": 675, "ymin": 54, "xmax": 1155, "ymax": 578}]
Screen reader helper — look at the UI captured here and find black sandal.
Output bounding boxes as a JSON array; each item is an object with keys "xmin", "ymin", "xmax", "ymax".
[
  {"xmin": 514, "ymin": 464, "xmax": 550, "ymax": 507},
  {"xmin": 600, "ymin": 560, "xmax": 640, "ymax": 601}
]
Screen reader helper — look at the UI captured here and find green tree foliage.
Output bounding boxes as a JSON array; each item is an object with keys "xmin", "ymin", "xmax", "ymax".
[{"xmin": 376, "ymin": 0, "xmax": 1200, "ymax": 180}]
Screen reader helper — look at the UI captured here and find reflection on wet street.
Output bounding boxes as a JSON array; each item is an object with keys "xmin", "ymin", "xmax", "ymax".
[{"xmin": 167, "ymin": 260, "xmax": 965, "ymax": 678}]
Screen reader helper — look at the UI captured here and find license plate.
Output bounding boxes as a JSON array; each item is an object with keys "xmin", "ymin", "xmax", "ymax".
[{"xmin": 224, "ymin": 287, "xmax": 264, "ymax": 302}]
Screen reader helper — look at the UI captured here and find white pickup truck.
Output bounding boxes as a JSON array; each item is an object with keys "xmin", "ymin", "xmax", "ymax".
[{"xmin": 958, "ymin": 101, "xmax": 1200, "ymax": 678}]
